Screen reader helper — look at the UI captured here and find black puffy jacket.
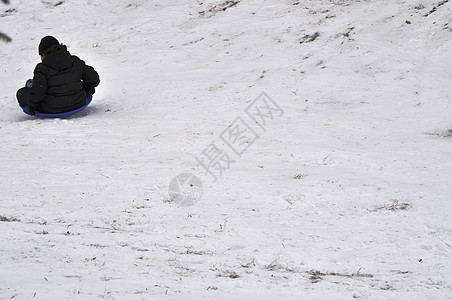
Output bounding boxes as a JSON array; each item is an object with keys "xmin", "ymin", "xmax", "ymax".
[{"xmin": 26, "ymin": 48, "xmax": 100, "ymax": 113}]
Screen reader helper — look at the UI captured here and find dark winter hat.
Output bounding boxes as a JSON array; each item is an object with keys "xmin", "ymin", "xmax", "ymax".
[{"xmin": 38, "ymin": 36, "xmax": 59, "ymax": 55}]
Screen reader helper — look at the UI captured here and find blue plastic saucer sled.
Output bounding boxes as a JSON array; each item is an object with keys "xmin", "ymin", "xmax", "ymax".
[{"xmin": 21, "ymin": 93, "xmax": 93, "ymax": 118}]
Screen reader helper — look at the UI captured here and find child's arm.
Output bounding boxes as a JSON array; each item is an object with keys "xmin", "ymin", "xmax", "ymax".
[
  {"xmin": 82, "ymin": 62, "xmax": 100, "ymax": 95},
  {"xmin": 27, "ymin": 65, "xmax": 48, "ymax": 110}
]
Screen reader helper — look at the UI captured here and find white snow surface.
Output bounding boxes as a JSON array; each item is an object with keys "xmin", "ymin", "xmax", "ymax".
[{"xmin": 1, "ymin": 0, "xmax": 451, "ymax": 298}]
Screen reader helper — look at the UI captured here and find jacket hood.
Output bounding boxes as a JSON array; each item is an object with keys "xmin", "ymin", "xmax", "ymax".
[{"xmin": 42, "ymin": 49, "xmax": 72, "ymax": 70}]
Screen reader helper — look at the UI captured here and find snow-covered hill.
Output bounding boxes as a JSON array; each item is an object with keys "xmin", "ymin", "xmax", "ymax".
[{"xmin": 0, "ymin": 0, "xmax": 451, "ymax": 298}]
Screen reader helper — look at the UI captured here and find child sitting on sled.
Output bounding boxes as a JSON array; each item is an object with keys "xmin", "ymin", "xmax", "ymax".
[{"xmin": 17, "ymin": 36, "xmax": 100, "ymax": 115}]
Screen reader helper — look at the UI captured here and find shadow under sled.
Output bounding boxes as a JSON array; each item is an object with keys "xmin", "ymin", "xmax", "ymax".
[{"xmin": 20, "ymin": 93, "xmax": 93, "ymax": 118}]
